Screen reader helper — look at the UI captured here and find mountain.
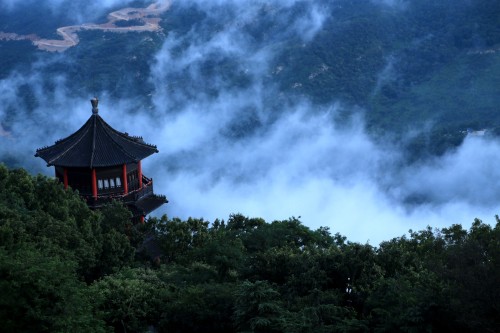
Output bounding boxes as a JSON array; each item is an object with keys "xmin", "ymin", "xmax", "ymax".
[
  {"xmin": 1, "ymin": 0, "xmax": 500, "ymax": 243},
  {"xmin": 1, "ymin": 0, "xmax": 498, "ymax": 135}
]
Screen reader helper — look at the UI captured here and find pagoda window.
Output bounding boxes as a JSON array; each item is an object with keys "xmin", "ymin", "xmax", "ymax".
[
  {"xmin": 116, "ymin": 177, "xmax": 122, "ymax": 187},
  {"xmin": 110, "ymin": 178, "xmax": 116, "ymax": 188},
  {"xmin": 103, "ymin": 179, "xmax": 110, "ymax": 189},
  {"xmin": 98, "ymin": 179, "xmax": 104, "ymax": 190}
]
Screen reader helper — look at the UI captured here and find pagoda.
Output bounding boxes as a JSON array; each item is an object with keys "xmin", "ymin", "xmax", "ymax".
[{"xmin": 35, "ymin": 98, "xmax": 167, "ymax": 223}]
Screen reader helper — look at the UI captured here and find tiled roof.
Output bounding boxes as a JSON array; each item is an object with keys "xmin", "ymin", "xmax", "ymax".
[
  {"xmin": 131, "ymin": 194, "xmax": 168, "ymax": 216},
  {"xmin": 35, "ymin": 102, "xmax": 158, "ymax": 168}
]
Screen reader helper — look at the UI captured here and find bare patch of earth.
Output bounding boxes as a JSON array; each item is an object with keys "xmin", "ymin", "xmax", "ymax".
[{"xmin": 0, "ymin": 0, "xmax": 171, "ymax": 52}]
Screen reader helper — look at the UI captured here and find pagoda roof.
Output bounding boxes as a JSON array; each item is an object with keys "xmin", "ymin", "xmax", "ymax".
[
  {"xmin": 130, "ymin": 194, "xmax": 168, "ymax": 217},
  {"xmin": 35, "ymin": 98, "xmax": 159, "ymax": 168}
]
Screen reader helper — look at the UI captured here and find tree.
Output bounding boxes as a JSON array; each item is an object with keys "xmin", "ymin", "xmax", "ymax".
[
  {"xmin": 156, "ymin": 280, "xmax": 236, "ymax": 333},
  {"xmin": 440, "ymin": 219, "xmax": 500, "ymax": 332},
  {"xmin": 93, "ymin": 202, "xmax": 136, "ymax": 278},
  {"xmin": 90, "ymin": 268, "xmax": 165, "ymax": 333},
  {"xmin": 151, "ymin": 216, "xmax": 209, "ymax": 263},
  {"xmin": 0, "ymin": 245, "xmax": 106, "ymax": 332},
  {"xmin": 234, "ymin": 280, "xmax": 287, "ymax": 333}
]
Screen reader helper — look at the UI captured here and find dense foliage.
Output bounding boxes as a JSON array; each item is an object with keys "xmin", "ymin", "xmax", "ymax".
[{"xmin": 0, "ymin": 164, "xmax": 499, "ymax": 332}]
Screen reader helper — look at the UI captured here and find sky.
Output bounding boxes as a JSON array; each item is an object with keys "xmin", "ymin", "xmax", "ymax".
[{"xmin": 0, "ymin": 0, "xmax": 499, "ymax": 245}]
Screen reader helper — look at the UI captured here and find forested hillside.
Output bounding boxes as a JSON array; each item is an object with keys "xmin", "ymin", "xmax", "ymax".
[
  {"xmin": 1, "ymin": 164, "xmax": 498, "ymax": 332},
  {"xmin": 1, "ymin": 0, "xmax": 498, "ymax": 141}
]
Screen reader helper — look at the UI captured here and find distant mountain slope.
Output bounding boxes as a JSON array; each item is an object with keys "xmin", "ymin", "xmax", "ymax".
[
  {"xmin": 157, "ymin": 0, "xmax": 500, "ymax": 135},
  {"xmin": 0, "ymin": 0, "xmax": 498, "ymax": 139},
  {"xmin": 271, "ymin": 0, "xmax": 500, "ymax": 131}
]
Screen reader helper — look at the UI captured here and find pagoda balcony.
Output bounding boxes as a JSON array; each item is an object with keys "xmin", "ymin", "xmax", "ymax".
[{"xmin": 84, "ymin": 175, "xmax": 158, "ymax": 208}]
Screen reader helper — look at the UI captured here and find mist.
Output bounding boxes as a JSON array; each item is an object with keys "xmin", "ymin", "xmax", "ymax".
[{"xmin": 0, "ymin": 0, "xmax": 499, "ymax": 245}]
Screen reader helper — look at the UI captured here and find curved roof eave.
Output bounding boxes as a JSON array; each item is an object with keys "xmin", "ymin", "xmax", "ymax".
[{"xmin": 35, "ymin": 99, "xmax": 159, "ymax": 168}]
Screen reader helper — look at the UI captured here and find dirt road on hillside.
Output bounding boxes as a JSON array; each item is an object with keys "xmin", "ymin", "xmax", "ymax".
[{"xmin": 0, "ymin": 0, "xmax": 171, "ymax": 52}]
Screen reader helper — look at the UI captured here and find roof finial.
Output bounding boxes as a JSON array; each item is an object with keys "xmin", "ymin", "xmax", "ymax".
[{"xmin": 91, "ymin": 97, "xmax": 99, "ymax": 114}]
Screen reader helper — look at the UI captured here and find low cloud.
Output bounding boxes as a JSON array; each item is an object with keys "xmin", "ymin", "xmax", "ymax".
[
  {"xmin": 144, "ymin": 94, "xmax": 500, "ymax": 245},
  {"xmin": 0, "ymin": 0, "xmax": 498, "ymax": 246},
  {"xmin": 396, "ymin": 137, "xmax": 500, "ymax": 207}
]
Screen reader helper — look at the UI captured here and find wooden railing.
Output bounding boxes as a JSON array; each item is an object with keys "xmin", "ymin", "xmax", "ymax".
[{"xmin": 84, "ymin": 176, "xmax": 155, "ymax": 207}]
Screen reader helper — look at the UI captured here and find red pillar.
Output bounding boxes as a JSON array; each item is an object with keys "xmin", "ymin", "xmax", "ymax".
[
  {"xmin": 122, "ymin": 164, "xmax": 128, "ymax": 194},
  {"xmin": 138, "ymin": 160, "xmax": 143, "ymax": 188},
  {"xmin": 63, "ymin": 168, "xmax": 68, "ymax": 189},
  {"xmin": 91, "ymin": 168, "xmax": 97, "ymax": 199},
  {"xmin": 140, "ymin": 216, "xmax": 145, "ymax": 224}
]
